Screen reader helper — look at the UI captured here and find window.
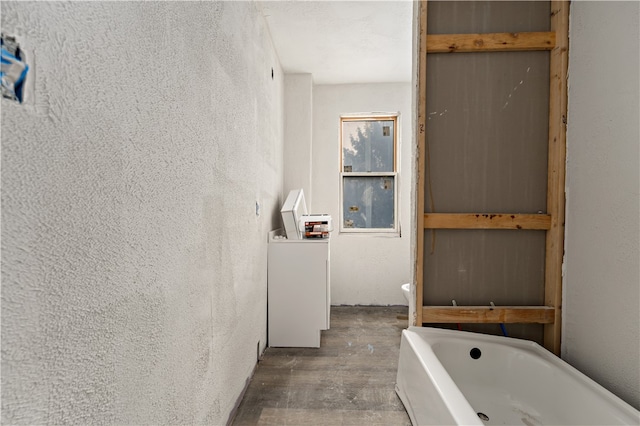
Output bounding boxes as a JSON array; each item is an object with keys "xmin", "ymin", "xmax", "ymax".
[{"xmin": 340, "ymin": 115, "xmax": 398, "ymax": 233}]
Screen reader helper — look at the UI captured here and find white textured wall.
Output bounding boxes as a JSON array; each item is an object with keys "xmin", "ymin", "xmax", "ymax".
[
  {"xmin": 563, "ymin": 1, "xmax": 640, "ymax": 409},
  {"xmin": 312, "ymin": 83, "xmax": 413, "ymax": 305},
  {"xmin": 284, "ymin": 74, "xmax": 313, "ymax": 206},
  {"xmin": 1, "ymin": 2, "xmax": 283, "ymax": 424}
]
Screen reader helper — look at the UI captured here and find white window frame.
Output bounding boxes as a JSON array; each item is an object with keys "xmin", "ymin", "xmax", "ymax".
[{"xmin": 339, "ymin": 114, "xmax": 399, "ymax": 234}]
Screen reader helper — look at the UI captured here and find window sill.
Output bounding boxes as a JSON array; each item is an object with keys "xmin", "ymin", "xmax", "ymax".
[{"xmin": 338, "ymin": 231, "xmax": 401, "ymax": 238}]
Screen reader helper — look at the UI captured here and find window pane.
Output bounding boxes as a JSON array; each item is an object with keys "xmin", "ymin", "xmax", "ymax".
[
  {"xmin": 342, "ymin": 120, "xmax": 394, "ymax": 173},
  {"xmin": 343, "ymin": 176, "xmax": 395, "ymax": 229}
]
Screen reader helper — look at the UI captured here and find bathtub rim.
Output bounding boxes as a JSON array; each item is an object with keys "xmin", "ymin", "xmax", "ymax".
[
  {"xmin": 396, "ymin": 327, "xmax": 484, "ymax": 425},
  {"xmin": 396, "ymin": 326, "xmax": 640, "ymax": 425}
]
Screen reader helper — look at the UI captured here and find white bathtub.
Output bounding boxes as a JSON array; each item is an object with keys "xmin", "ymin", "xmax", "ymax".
[{"xmin": 396, "ymin": 327, "xmax": 639, "ymax": 425}]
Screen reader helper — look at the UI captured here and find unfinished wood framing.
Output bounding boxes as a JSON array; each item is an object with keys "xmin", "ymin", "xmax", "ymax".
[
  {"xmin": 422, "ymin": 306, "xmax": 555, "ymax": 324},
  {"xmin": 415, "ymin": 1, "xmax": 569, "ymax": 355},
  {"xmin": 424, "ymin": 213, "xmax": 551, "ymax": 230},
  {"xmin": 427, "ymin": 31, "xmax": 555, "ymax": 53},
  {"xmin": 543, "ymin": 0, "xmax": 570, "ymax": 355},
  {"xmin": 413, "ymin": 0, "xmax": 428, "ymax": 327}
]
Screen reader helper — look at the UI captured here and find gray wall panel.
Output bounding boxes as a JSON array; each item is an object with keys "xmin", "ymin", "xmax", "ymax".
[
  {"xmin": 423, "ymin": 230, "xmax": 545, "ymax": 306},
  {"xmin": 425, "ymin": 51, "xmax": 550, "ymax": 213},
  {"xmin": 427, "ymin": 1, "xmax": 551, "ymax": 34}
]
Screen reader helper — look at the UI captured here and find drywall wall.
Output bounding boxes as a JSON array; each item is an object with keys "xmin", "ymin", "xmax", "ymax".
[
  {"xmin": 284, "ymin": 74, "xmax": 313, "ymax": 205},
  {"xmin": 1, "ymin": 2, "xmax": 283, "ymax": 424},
  {"xmin": 563, "ymin": 1, "xmax": 640, "ymax": 409},
  {"xmin": 312, "ymin": 83, "xmax": 413, "ymax": 305}
]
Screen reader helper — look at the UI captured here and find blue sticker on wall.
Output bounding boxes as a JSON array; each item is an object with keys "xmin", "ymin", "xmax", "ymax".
[{"xmin": 1, "ymin": 33, "xmax": 29, "ymax": 103}]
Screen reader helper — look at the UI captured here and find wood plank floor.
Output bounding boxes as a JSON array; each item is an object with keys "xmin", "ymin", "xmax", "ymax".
[{"xmin": 232, "ymin": 306, "xmax": 412, "ymax": 425}]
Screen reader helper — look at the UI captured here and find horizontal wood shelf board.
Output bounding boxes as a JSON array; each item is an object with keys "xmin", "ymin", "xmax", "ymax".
[
  {"xmin": 427, "ymin": 31, "xmax": 556, "ymax": 53},
  {"xmin": 422, "ymin": 306, "xmax": 555, "ymax": 324},
  {"xmin": 423, "ymin": 213, "xmax": 552, "ymax": 230}
]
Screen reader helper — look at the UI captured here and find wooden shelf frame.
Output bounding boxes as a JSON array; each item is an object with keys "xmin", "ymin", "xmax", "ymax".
[{"xmin": 414, "ymin": 1, "xmax": 570, "ymax": 355}]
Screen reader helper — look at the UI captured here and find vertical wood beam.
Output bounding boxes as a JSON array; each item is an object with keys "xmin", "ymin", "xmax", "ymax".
[
  {"xmin": 544, "ymin": 1, "xmax": 570, "ymax": 355},
  {"xmin": 414, "ymin": 0, "xmax": 427, "ymax": 326}
]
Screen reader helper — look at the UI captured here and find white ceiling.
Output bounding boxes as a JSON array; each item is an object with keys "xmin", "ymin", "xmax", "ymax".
[{"xmin": 260, "ymin": 1, "xmax": 414, "ymax": 85}]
